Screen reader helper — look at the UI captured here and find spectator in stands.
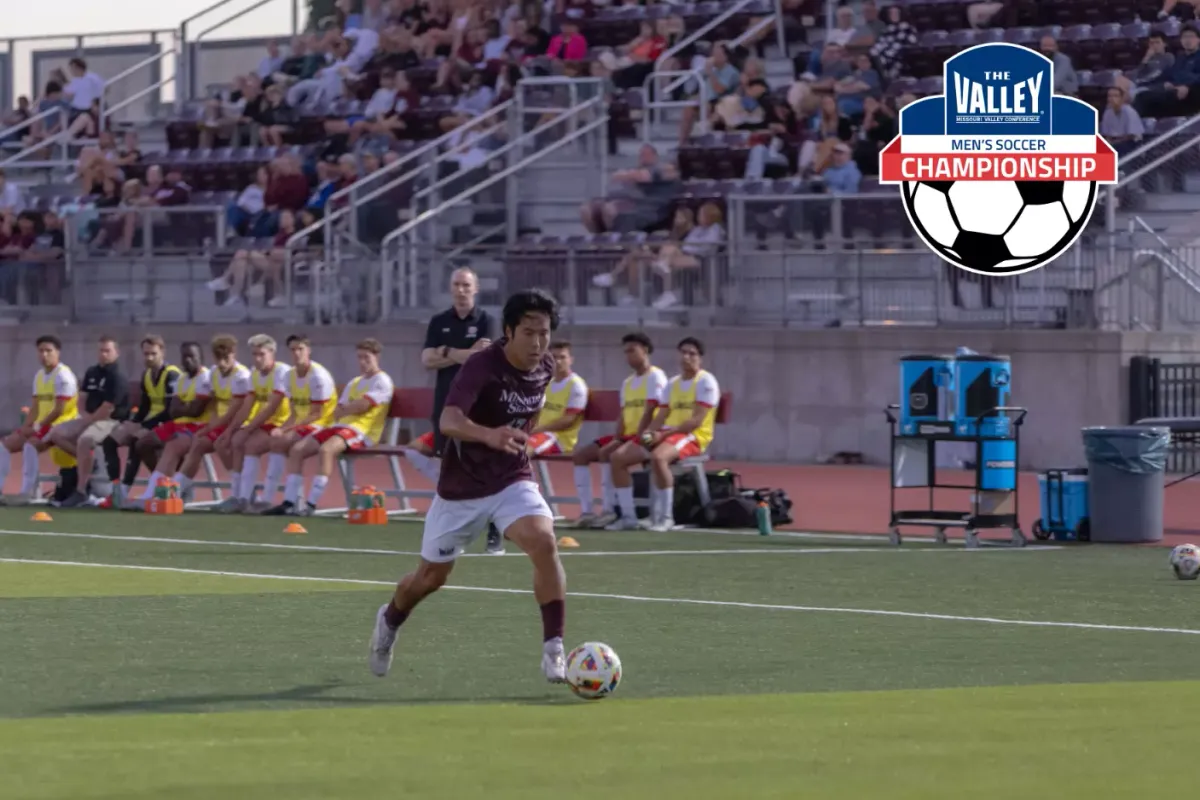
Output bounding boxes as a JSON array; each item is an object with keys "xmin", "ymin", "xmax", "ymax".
[
  {"xmin": 516, "ymin": 8, "xmax": 551, "ymax": 59},
  {"xmin": 21, "ymin": 210, "xmax": 65, "ymax": 305},
  {"xmin": 713, "ymin": 78, "xmax": 770, "ymax": 131},
  {"xmin": 482, "ymin": 18, "xmax": 512, "ymax": 61},
  {"xmin": 26, "ymin": 81, "xmax": 66, "ymax": 145},
  {"xmin": 329, "ymin": 66, "xmax": 399, "ymax": 143},
  {"xmin": 593, "ymin": 206, "xmax": 696, "ymax": 302},
  {"xmin": 821, "ymin": 141, "xmax": 863, "ymax": 192},
  {"xmin": 257, "ymin": 40, "xmax": 286, "ymax": 81},
  {"xmin": 1135, "ymin": 25, "xmax": 1200, "ymax": 117},
  {"xmin": 306, "ymin": 160, "xmax": 340, "ymax": 212},
  {"xmin": 834, "ymin": 53, "xmax": 882, "ymax": 122},
  {"xmin": 257, "ymin": 83, "xmax": 297, "ymax": 147},
  {"xmin": 580, "ymin": 144, "xmax": 678, "ymax": 234},
  {"xmin": 0, "ymin": 212, "xmax": 41, "ymax": 304},
  {"xmin": 147, "ymin": 166, "xmax": 192, "ymax": 207},
  {"xmin": 792, "ymin": 43, "xmax": 851, "ymax": 118},
  {"xmin": 679, "ymin": 42, "xmax": 740, "ymax": 143},
  {"xmin": 76, "ymin": 145, "xmax": 116, "ymax": 195},
  {"xmin": 854, "ymin": 94, "xmax": 899, "ymax": 176},
  {"xmin": 265, "ymin": 154, "xmax": 312, "ymax": 224},
  {"xmin": 344, "ymin": 25, "xmax": 382, "ymax": 72},
  {"xmin": 269, "ymin": 35, "xmax": 325, "ymax": 89},
  {"xmin": 0, "ymin": 169, "xmax": 25, "ymax": 215},
  {"xmin": 1040, "ymin": 36, "xmax": 1079, "ymax": 96},
  {"xmin": 1118, "ymin": 33, "xmax": 1175, "ymax": 98},
  {"xmin": 434, "ymin": 25, "xmax": 487, "ymax": 93},
  {"xmin": 1101, "ymin": 87, "xmax": 1145, "ymax": 155},
  {"xmin": 825, "ymin": 6, "xmax": 862, "ymax": 47},
  {"xmin": 227, "ymin": 166, "xmax": 270, "ymax": 236},
  {"xmin": 1, "ymin": 96, "xmax": 30, "ymax": 145},
  {"xmin": 596, "ymin": 21, "xmax": 666, "ymax": 90},
  {"xmin": 63, "ymin": 58, "xmax": 105, "ymax": 126},
  {"xmin": 869, "ymin": 5, "xmax": 918, "ymax": 81},
  {"xmin": 287, "ymin": 36, "xmax": 355, "ymax": 106},
  {"xmin": 799, "ymin": 94, "xmax": 854, "ymax": 175},
  {"xmin": 89, "ymin": 178, "xmax": 141, "ymax": 250},
  {"xmin": 547, "ymin": 18, "xmax": 588, "ymax": 62},
  {"xmin": 207, "ymin": 208, "xmax": 307, "ymax": 307},
  {"xmin": 439, "ymin": 71, "xmax": 495, "ymax": 130},
  {"xmin": 360, "ymin": 0, "xmax": 388, "ymax": 31},
  {"xmin": 651, "ymin": 202, "xmax": 726, "ymax": 309},
  {"xmin": 1160, "ymin": 0, "xmax": 1200, "ymax": 20}
]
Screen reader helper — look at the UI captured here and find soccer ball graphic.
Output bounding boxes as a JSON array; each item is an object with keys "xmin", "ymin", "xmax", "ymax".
[
  {"xmin": 1170, "ymin": 544, "xmax": 1200, "ymax": 580},
  {"xmin": 565, "ymin": 641, "xmax": 622, "ymax": 700},
  {"xmin": 901, "ymin": 180, "xmax": 1097, "ymax": 276}
]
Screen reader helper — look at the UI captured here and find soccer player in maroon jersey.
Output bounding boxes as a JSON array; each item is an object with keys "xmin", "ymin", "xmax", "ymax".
[{"xmin": 369, "ymin": 290, "xmax": 569, "ymax": 683}]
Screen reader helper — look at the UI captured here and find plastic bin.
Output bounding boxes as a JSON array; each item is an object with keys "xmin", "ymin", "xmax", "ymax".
[
  {"xmin": 1034, "ymin": 468, "xmax": 1089, "ymax": 541},
  {"xmin": 1081, "ymin": 426, "xmax": 1170, "ymax": 543},
  {"xmin": 898, "ymin": 355, "xmax": 954, "ymax": 435},
  {"xmin": 954, "ymin": 355, "xmax": 1011, "ymax": 437}
]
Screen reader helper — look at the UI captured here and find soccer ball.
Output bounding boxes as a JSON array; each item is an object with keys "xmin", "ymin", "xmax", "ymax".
[
  {"xmin": 901, "ymin": 179, "xmax": 1096, "ymax": 275},
  {"xmin": 1170, "ymin": 544, "xmax": 1200, "ymax": 580},
  {"xmin": 565, "ymin": 641, "xmax": 622, "ymax": 700}
]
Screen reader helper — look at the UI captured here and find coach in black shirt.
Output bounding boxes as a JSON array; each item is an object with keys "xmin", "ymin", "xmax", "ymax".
[
  {"xmin": 48, "ymin": 335, "xmax": 131, "ymax": 506},
  {"xmin": 422, "ymin": 267, "xmax": 494, "ymax": 455}
]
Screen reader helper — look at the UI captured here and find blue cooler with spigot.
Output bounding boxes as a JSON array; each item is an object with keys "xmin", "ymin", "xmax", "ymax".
[
  {"xmin": 954, "ymin": 355, "xmax": 1011, "ymax": 437},
  {"xmin": 899, "ymin": 355, "xmax": 954, "ymax": 435}
]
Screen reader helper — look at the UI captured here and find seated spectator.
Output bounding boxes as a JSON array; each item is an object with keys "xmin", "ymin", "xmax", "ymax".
[
  {"xmin": 0, "ymin": 169, "xmax": 25, "ymax": 215},
  {"xmin": 287, "ymin": 36, "xmax": 354, "ymax": 107},
  {"xmin": 1117, "ymin": 33, "xmax": 1175, "ymax": 98},
  {"xmin": 869, "ymin": 5, "xmax": 917, "ymax": 81},
  {"xmin": 442, "ymin": 114, "xmax": 506, "ymax": 172},
  {"xmin": 825, "ymin": 6, "xmax": 861, "ymax": 47},
  {"xmin": 1, "ymin": 96, "xmax": 31, "ymax": 144},
  {"xmin": 854, "ymin": 94, "xmax": 899, "ymax": 176},
  {"xmin": 257, "ymin": 40, "xmax": 285, "ymax": 81},
  {"xmin": 0, "ymin": 211, "xmax": 40, "ymax": 304},
  {"xmin": 791, "ymin": 43, "xmax": 851, "ymax": 118},
  {"xmin": 799, "ymin": 94, "xmax": 855, "ymax": 175},
  {"xmin": 329, "ymin": 66, "xmax": 401, "ymax": 143},
  {"xmin": 226, "ymin": 166, "xmax": 270, "ymax": 236},
  {"xmin": 115, "ymin": 130, "xmax": 141, "ymax": 167},
  {"xmin": 580, "ymin": 144, "xmax": 679, "ymax": 234},
  {"xmin": 257, "ymin": 82, "xmax": 297, "ymax": 147},
  {"xmin": 89, "ymin": 178, "xmax": 143, "ymax": 250},
  {"xmin": 359, "ymin": 0, "xmax": 388, "ymax": 32},
  {"xmin": 148, "ymin": 167, "xmax": 192, "ymax": 207},
  {"xmin": 744, "ymin": 97, "xmax": 801, "ymax": 179},
  {"xmin": 593, "ymin": 206, "xmax": 697, "ymax": 304},
  {"xmin": 434, "ymin": 25, "xmax": 487, "ymax": 94},
  {"xmin": 264, "ymin": 154, "xmax": 313, "ymax": 224},
  {"xmin": 305, "ymin": 160, "xmax": 340, "ymax": 213},
  {"xmin": 343, "ymin": 25, "xmax": 381, "ymax": 73},
  {"xmin": 834, "ymin": 53, "xmax": 882, "ymax": 122},
  {"xmin": 1039, "ymin": 36, "xmax": 1079, "ymax": 96},
  {"xmin": 547, "ymin": 19, "xmax": 587, "ymax": 63},
  {"xmin": 482, "ymin": 18, "xmax": 512, "ymax": 61},
  {"xmin": 24, "ymin": 81, "xmax": 67, "ymax": 147},
  {"xmin": 1161, "ymin": 0, "xmax": 1200, "ymax": 19},
  {"xmin": 820, "ymin": 141, "xmax": 863, "ymax": 191},
  {"xmin": 855, "ymin": 1, "xmax": 887, "ymax": 46},
  {"xmin": 713, "ymin": 78, "xmax": 770, "ymax": 131},
  {"xmin": 679, "ymin": 43, "xmax": 741, "ymax": 144},
  {"xmin": 1101, "ymin": 87, "xmax": 1145, "ymax": 155},
  {"xmin": 18, "ymin": 210, "xmax": 65, "ymax": 305},
  {"xmin": 439, "ymin": 71, "xmax": 495, "ymax": 131},
  {"xmin": 207, "ymin": 208, "xmax": 303, "ymax": 307},
  {"xmin": 368, "ymin": 26, "xmax": 422, "ymax": 72},
  {"xmin": 650, "ymin": 201, "xmax": 725, "ymax": 309},
  {"xmin": 1135, "ymin": 25, "xmax": 1200, "ymax": 117},
  {"xmin": 596, "ymin": 21, "xmax": 666, "ymax": 90},
  {"xmin": 81, "ymin": 177, "xmax": 121, "ymax": 241},
  {"xmin": 268, "ymin": 35, "xmax": 325, "ymax": 89},
  {"xmin": 76, "ymin": 145, "xmax": 116, "ymax": 195}
]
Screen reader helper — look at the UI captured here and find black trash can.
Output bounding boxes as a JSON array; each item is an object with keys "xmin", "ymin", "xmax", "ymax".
[{"xmin": 1081, "ymin": 426, "xmax": 1171, "ymax": 543}]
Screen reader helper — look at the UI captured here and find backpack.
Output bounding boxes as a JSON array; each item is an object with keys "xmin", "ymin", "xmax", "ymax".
[
  {"xmin": 701, "ymin": 496, "xmax": 760, "ymax": 528},
  {"xmin": 633, "ymin": 469, "xmax": 743, "ymax": 525},
  {"xmin": 745, "ymin": 488, "xmax": 794, "ymax": 526}
]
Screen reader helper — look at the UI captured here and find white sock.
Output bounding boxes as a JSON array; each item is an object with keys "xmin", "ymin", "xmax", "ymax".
[
  {"xmin": 171, "ymin": 472, "xmax": 192, "ymax": 493},
  {"xmin": 615, "ymin": 486, "xmax": 636, "ymax": 521},
  {"xmin": 284, "ymin": 473, "xmax": 304, "ymax": 505},
  {"xmin": 405, "ymin": 450, "xmax": 440, "ymax": 483},
  {"xmin": 263, "ymin": 454, "xmax": 286, "ymax": 504},
  {"xmin": 573, "ymin": 465, "xmax": 593, "ymax": 514},
  {"xmin": 20, "ymin": 443, "xmax": 38, "ymax": 495},
  {"xmin": 141, "ymin": 470, "xmax": 164, "ymax": 499},
  {"xmin": 649, "ymin": 483, "xmax": 660, "ymax": 518},
  {"xmin": 307, "ymin": 474, "xmax": 329, "ymax": 507},
  {"xmin": 229, "ymin": 471, "xmax": 241, "ymax": 501},
  {"xmin": 661, "ymin": 486, "xmax": 674, "ymax": 523},
  {"xmin": 0, "ymin": 448, "xmax": 11, "ymax": 493},
  {"xmin": 599, "ymin": 463, "xmax": 614, "ymax": 512},
  {"xmin": 239, "ymin": 456, "xmax": 261, "ymax": 500}
]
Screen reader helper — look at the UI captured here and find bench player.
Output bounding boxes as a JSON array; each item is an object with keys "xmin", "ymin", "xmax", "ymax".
[
  {"xmin": 257, "ymin": 334, "xmax": 335, "ymax": 507},
  {"xmin": 526, "ymin": 340, "xmax": 588, "ymax": 458},
  {"xmin": 368, "ymin": 290, "xmax": 569, "ymax": 684},
  {"xmin": 136, "ymin": 342, "xmax": 212, "ymax": 501},
  {"xmin": 264, "ymin": 338, "xmax": 394, "ymax": 516},
  {"xmin": 172, "ymin": 334, "xmax": 251, "ymax": 500},
  {"xmin": 0, "ymin": 335, "xmax": 79, "ymax": 501},
  {"xmin": 607, "ymin": 336, "xmax": 721, "ymax": 532},
  {"xmin": 218, "ymin": 334, "xmax": 291, "ymax": 513},
  {"xmin": 571, "ymin": 332, "xmax": 666, "ymax": 528}
]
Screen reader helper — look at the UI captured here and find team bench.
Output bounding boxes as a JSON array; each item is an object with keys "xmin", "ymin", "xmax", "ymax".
[{"xmin": 329, "ymin": 387, "xmax": 734, "ymax": 522}]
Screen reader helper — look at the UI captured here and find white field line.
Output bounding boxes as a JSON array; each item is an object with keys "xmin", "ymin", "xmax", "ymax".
[
  {"xmin": 0, "ymin": 528, "xmax": 1062, "ymax": 558},
  {"xmin": 0, "ymin": 556, "xmax": 1191, "ymax": 637}
]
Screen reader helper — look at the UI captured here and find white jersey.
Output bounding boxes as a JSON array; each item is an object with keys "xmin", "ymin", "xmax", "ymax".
[{"xmin": 619, "ymin": 366, "xmax": 668, "ymax": 409}]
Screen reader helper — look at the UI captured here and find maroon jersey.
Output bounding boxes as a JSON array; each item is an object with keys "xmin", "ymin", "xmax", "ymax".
[{"xmin": 438, "ymin": 341, "xmax": 555, "ymax": 500}]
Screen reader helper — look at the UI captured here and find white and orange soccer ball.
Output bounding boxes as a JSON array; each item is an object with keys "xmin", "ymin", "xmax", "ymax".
[
  {"xmin": 565, "ymin": 642, "xmax": 622, "ymax": 700},
  {"xmin": 1170, "ymin": 544, "xmax": 1200, "ymax": 580}
]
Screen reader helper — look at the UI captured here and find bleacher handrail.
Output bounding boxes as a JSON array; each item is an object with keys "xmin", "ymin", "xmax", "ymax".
[
  {"xmin": 1104, "ymin": 115, "xmax": 1200, "ymax": 230},
  {"xmin": 0, "ymin": 108, "xmax": 74, "ymax": 170},
  {"xmin": 641, "ymin": 68, "xmax": 709, "ymax": 141},
  {"xmin": 0, "ymin": 106, "xmax": 70, "ymax": 156},
  {"xmin": 181, "ymin": 0, "xmax": 299, "ymax": 101},
  {"xmin": 653, "ymin": 0, "xmax": 768, "ymax": 76},
  {"xmin": 99, "ymin": 48, "xmax": 177, "ymax": 124},
  {"xmin": 656, "ymin": 0, "xmax": 784, "ymax": 99}
]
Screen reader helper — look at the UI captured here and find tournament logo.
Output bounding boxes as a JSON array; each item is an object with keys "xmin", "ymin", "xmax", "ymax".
[{"xmin": 879, "ymin": 43, "xmax": 1118, "ymax": 276}]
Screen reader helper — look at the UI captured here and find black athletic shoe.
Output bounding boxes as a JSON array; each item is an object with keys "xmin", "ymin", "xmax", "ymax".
[
  {"xmin": 485, "ymin": 525, "xmax": 505, "ymax": 555},
  {"xmin": 261, "ymin": 501, "xmax": 294, "ymax": 516}
]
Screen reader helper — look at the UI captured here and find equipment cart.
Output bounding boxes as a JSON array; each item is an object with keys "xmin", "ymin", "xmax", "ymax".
[{"xmin": 883, "ymin": 405, "xmax": 1029, "ymax": 549}]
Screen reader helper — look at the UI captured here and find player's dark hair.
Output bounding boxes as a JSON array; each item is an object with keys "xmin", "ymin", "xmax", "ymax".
[
  {"xmin": 678, "ymin": 336, "xmax": 705, "ymax": 356},
  {"xmin": 357, "ymin": 337, "xmax": 383, "ymax": 355},
  {"xmin": 35, "ymin": 335, "xmax": 61, "ymax": 351},
  {"xmin": 622, "ymin": 332, "xmax": 653, "ymax": 353},
  {"xmin": 98, "ymin": 334, "xmax": 118, "ymax": 347},
  {"xmin": 286, "ymin": 334, "xmax": 310, "ymax": 347},
  {"xmin": 550, "ymin": 340, "xmax": 571, "ymax": 352},
  {"xmin": 1149, "ymin": 31, "xmax": 1166, "ymax": 41},
  {"xmin": 180, "ymin": 341, "xmax": 202, "ymax": 354},
  {"xmin": 141, "ymin": 334, "xmax": 165, "ymax": 350},
  {"xmin": 502, "ymin": 289, "xmax": 560, "ymax": 335}
]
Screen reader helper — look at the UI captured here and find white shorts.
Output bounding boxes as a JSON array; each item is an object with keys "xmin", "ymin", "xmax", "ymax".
[{"xmin": 421, "ymin": 480, "xmax": 553, "ymax": 563}]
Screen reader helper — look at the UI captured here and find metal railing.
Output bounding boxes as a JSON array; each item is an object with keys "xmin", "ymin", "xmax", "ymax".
[
  {"xmin": 641, "ymin": 69, "xmax": 709, "ymax": 142},
  {"xmin": 653, "ymin": 0, "xmax": 781, "ymax": 83},
  {"xmin": 99, "ymin": 48, "xmax": 177, "ymax": 125},
  {"xmin": 180, "ymin": 0, "xmax": 302, "ymax": 101},
  {"xmin": 0, "ymin": 106, "xmax": 71, "ymax": 169},
  {"xmin": 1104, "ymin": 113, "xmax": 1200, "ymax": 232}
]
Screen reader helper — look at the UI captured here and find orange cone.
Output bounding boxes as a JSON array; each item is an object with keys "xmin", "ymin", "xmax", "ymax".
[
  {"xmin": 558, "ymin": 536, "xmax": 580, "ymax": 548},
  {"xmin": 30, "ymin": 511, "xmax": 52, "ymax": 522},
  {"xmin": 283, "ymin": 523, "xmax": 307, "ymax": 535}
]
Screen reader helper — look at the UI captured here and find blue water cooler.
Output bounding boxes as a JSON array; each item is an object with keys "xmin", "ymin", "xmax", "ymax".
[
  {"xmin": 954, "ymin": 355, "xmax": 1011, "ymax": 437},
  {"xmin": 1034, "ymin": 468, "xmax": 1090, "ymax": 541},
  {"xmin": 898, "ymin": 355, "xmax": 954, "ymax": 435},
  {"xmin": 979, "ymin": 439, "xmax": 1017, "ymax": 491}
]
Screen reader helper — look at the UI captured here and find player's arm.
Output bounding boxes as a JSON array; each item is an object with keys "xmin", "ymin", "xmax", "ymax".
[
  {"xmin": 130, "ymin": 385, "xmax": 150, "ymax": 425},
  {"xmin": 174, "ymin": 376, "xmax": 211, "ymax": 420},
  {"xmin": 143, "ymin": 369, "xmax": 181, "ymax": 428},
  {"xmin": 420, "ymin": 317, "xmax": 457, "ymax": 369},
  {"xmin": 20, "ymin": 398, "xmax": 38, "ymax": 433},
  {"xmin": 636, "ymin": 372, "xmax": 668, "ymax": 437}
]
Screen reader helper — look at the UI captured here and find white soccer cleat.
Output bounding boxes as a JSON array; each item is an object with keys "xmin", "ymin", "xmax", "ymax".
[
  {"xmin": 542, "ymin": 637, "xmax": 567, "ymax": 683},
  {"xmin": 604, "ymin": 517, "xmax": 641, "ymax": 531},
  {"xmin": 649, "ymin": 519, "xmax": 676, "ymax": 533},
  {"xmin": 368, "ymin": 603, "xmax": 398, "ymax": 678}
]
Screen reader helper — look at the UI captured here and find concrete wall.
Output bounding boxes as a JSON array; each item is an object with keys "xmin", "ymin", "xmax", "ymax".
[{"xmin": 5, "ymin": 325, "xmax": 1199, "ymax": 468}]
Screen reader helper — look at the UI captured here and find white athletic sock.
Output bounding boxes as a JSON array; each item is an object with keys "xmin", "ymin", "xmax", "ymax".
[
  {"xmin": 405, "ymin": 450, "xmax": 440, "ymax": 483},
  {"xmin": 307, "ymin": 474, "xmax": 329, "ymax": 507},
  {"xmin": 573, "ymin": 465, "xmax": 593, "ymax": 514},
  {"xmin": 661, "ymin": 486, "xmax": 675, "ymax": 524},
  {"xmin": 171, "ymin": 472, "xmax": 191, "ymax": 492},
  {"xmin": 20, "ymin": 443, "xmax": 38, "ymax": 495},
  {"xmin": 0, "ymin": 448, "xmax": 11, "ymax": 493},
  {"xmin": 615, "ymin": 486, "xmax": 636, "ymax": 521},
  {"xmin": 649, "ymin": 483, "xmax": 660, "ymax": 518},
  {"xmin": 284, "ymin": 473, "xmax": 304, "ymax": 505},
  {"xmin": 239, "ymin": 457, "xmax": 261, "ymax": 501},
  {"xmin": 599, "ymin": 463, "xmax": 614, "ymax": 513},
  {"xmin": 263, "ymin": 453, "xmax": 286, "ymax": 504},
  {"xmin": 228, "ymin": 471, "xmax": 241, "ymax": 501},
  {"xmin": 141, "ymin": 470, "xmax": 165, "ymax": 499}
]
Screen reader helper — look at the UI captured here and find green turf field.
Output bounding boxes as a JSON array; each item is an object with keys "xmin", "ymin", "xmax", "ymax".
[{"xmin": 0, "ymin": 509, "xmax": 1197, "ymax": 798}]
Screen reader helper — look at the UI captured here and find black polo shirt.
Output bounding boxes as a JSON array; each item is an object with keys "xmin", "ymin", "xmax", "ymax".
[
  {"xmin": 424, "ymin": 305, "xmax": 493, "ymax": 453},
  {"xmin": 80, "ymin": 361, "xmax": 131, "ymax": 420}
]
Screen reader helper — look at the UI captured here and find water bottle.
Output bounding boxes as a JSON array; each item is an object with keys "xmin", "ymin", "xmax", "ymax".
[{"xmin": 756, "ymin": 501, "xmax": 772, "ymax": 536}]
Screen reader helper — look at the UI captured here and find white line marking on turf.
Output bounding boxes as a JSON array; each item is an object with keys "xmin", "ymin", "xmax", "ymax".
[
  {"xmin": 0, "ymin": 556, "xmax": 1183, "ymax": 637},
  {"xmin": 0, "ymin": 528, "xmax": 1062, "ymax": 557}
]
